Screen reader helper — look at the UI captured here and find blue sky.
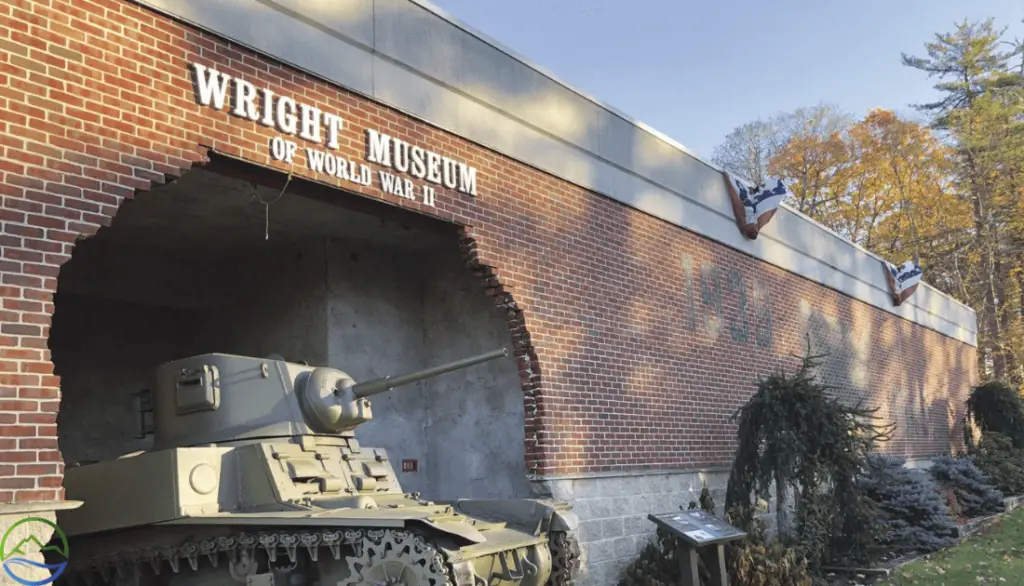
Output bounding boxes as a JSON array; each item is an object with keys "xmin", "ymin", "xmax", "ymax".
[{"xmin": 427, "ymin": 0, "xmax": 1024, "ymax": 159}]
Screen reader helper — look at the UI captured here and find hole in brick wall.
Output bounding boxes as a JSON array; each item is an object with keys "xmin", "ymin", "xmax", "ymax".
[{"xmin": 48, "ymin": 164, "xmax": 530, "ymax": 501}]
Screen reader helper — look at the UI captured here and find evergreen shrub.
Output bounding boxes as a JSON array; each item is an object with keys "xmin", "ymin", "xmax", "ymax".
[
  {"xmin": 859, "ymin": 454, "xmax": 959, "ymax": 556},
  {"xmin": 724, "ymin": 339, "xmax": 892, "ymax": 570},
  {"xmin": 969, "ymin": 431, "xmax": 1024, "ymax": 495},
  {"xmin": 928, "ymin": 455, "xmax": 1005, "ymax": 517},
  {"xmin": 966, "ymin": 380, "xmax": 1024, "ymax": 448}
]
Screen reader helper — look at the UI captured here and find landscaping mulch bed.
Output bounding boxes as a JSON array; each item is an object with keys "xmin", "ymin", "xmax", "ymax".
[{"xmin": 821, "ymin": 497, "xmax": 1024, "ymax": 586}]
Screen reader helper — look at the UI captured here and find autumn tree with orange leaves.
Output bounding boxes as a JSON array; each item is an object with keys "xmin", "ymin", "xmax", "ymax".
[{"xmin": 712, "ymin": 17, "xmax": 1024, "ymax": 384}]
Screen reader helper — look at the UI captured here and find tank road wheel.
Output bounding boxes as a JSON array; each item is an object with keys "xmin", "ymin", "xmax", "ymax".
[
  {"xmin": 342, "ymin": 529, "xmax": 453, "ymax": 586},
  {"xmin": 547, "ymin": 531, "xmax": 581, "ymax": 585}
]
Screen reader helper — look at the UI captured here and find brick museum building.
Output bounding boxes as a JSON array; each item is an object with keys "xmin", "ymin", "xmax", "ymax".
[{"xmin": 0, "ymin": 0, "xmax": 978, "ymax": 584}]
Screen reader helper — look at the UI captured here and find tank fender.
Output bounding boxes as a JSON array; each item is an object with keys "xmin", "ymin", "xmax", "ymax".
[
  {"xmin": 447, "ymin": 499, "xmax": 578, "ymax": 535},
  {"xmin": 408, "ymin": 517, "xmax": 488, "ymax": 545},
  {"xmin": 550, "ymin": 508, "xmax": 578, "ymax": 532}
]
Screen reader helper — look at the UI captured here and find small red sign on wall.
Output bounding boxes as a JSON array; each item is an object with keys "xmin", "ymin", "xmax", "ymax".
[{"xmin": 401, "ymin": 459, "xmax": 418, "ymax": 472}]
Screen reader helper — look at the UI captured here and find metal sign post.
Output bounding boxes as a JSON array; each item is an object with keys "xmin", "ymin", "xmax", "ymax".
[{"xmin": 647, "ymin": 509, "xmax": 747, "ymax": 586}]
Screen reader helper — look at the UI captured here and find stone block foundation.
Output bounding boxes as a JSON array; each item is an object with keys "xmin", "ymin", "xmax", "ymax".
[
  {"xmin": 534, "ymin": 470, "xmax": 732, "ymax": 586},
  {"xmin": 534, "ymin": 457, "xmax": 941, "ymax": 586}
]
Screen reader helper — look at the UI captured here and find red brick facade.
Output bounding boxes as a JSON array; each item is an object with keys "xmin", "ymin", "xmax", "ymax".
[{"xmin": 0, "ymin": 0, "xmax": 977, "ymax": 504}]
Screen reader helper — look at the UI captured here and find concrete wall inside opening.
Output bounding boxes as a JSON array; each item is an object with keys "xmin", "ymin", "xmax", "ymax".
[{"xmin": 47, "ymin": 167, "xmax": 530, "ymax": 500}]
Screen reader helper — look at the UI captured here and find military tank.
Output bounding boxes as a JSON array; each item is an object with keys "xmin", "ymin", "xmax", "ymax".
[{"xmin": 53, "ymin": 348, "xmax": 581, "ymax": 586}]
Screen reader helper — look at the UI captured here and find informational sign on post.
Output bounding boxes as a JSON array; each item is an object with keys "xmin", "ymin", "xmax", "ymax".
[
  {"xmin": 647, "ymin": 509, "xmax": 747, "ymax": 586},
  {"xmin": 648, "ymin": 509, "xmax": 747, "ymax": 547}
]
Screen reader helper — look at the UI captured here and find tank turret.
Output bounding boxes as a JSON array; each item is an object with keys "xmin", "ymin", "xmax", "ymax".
[
  {"xmin": 55, "ymin": 348, "xmax": 581, "ymax": 586},
  {"xmin": 302, "ymin": 347, "xmax": 509, "ymax": 435},
  {"xmin": 143, "ymin": 347, "xmax": 508, "ymax": 450}
]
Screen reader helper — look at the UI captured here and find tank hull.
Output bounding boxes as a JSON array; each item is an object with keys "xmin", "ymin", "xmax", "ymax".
[
  {"xmin": 55, "ymin": 350, "xmax": 581, "ymax": 585},
  {"xmin": 56, "ymin": 443, "xmax": 581, "ymax": 585},
  {"xmin": 57, "ymin": 523, "xmax": 575, "ymax": 586}
]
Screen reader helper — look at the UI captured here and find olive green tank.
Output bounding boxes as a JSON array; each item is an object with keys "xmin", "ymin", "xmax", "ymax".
[{"xmin": 53, "ymin": 348, "xmax": 581, "ymax": 586}]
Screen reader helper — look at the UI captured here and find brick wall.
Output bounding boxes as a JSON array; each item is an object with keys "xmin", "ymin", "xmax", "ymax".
[{"xmin": 0, "ymin": 0, "xmax": 977, "ymax": 504}]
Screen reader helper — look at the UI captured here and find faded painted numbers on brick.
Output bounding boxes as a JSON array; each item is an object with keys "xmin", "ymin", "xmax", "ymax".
[
  {"xmin": 680, "ymin": 255, "xmax": 773, "ymax": 348},
  {"xmin": 699, "ymin": 264, "xmax": 723, "ymax": 341},
  {"xmin": 726, "ymin": 269, "xmax": 749, "ymax": 344},
  {"xmin": 752, "ymin": 278, "xmax": 773, "ymax": 348},
  {"xmin": 679, "ymin": 254, "xmax": 697, "ymax": 332}
]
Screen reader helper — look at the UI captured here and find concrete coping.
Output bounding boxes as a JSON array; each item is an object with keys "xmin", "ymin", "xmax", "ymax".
[
  {"xmin": 122, "ymin": 0, "xmax": 979, "ymax": 344},
  {"xmin": 530, "ymin": 466, "xmax": 735, "ymax": 482},
  {"xmin": 530, "ymin": 456, "xmax": 940, "ymax": 482},
  {"xmin": 0, "ymin": 500, "xmax": 83, "ymax": 516}
]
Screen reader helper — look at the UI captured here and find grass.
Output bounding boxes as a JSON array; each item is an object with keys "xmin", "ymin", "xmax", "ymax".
[{"xmin": 878, "ymin": 508, "xmax": 1024, "ymax": 585}]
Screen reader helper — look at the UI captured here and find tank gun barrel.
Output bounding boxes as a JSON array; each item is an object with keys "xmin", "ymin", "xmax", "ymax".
[{"xmin": 349, "ymin": 348, "xmax": 509, "ymax": 398}]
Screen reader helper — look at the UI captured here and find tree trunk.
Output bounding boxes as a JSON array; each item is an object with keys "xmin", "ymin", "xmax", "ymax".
[
  {"xmin": 775, "ymin": 473, "xmax": 789, "ymax": 539},
  {"xmin": 996, "ymin": 256, "xmax": 1020, "ymax": 381},
  {"xmin": 991, "ymin": 253, "xmax": 1010, "ymax": 378},
  {"xmin": 966, "ymin": 144, "xmax": 1003, "ymax": 379}
]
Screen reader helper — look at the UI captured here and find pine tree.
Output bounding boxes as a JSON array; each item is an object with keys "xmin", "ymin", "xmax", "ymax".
[
  {"xmin": 901, "ymin": 18, "xmax": 1013, "ymax": 126},
  {"xmin": 725, "ymin": 338, "xmax": 893, "ymax": 569},
  {"xmin": 903, "ymin": 18, "xmax": 1024, "ymax": 382}
]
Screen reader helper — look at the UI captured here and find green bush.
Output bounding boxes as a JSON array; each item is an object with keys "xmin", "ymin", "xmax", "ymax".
[
  {"xmin": 969, "ymin": 432, "xmax": 1024, "ymax": 495},
  {"xmin": 966, "ymin": 381, "xmax": 1024, "ymax": 448},
  {"xmin": 617, "ymin": 526, "xmax": 685, "ymax": 586},
  {"xmin": 724, "ymin": 505, "xmax": 813, "ymax": 586}
]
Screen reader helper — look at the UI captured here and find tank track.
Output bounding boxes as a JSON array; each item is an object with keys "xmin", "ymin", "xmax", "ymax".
[
  {"xmin": 548, "ymin": 531, "xmax": 582, "ymax": 585},
  {"xmin": 64, "ymin": 528, "xmax": 359, "ymax": 585},
  {"xmin": 62, "ymin": 528, "xmax": 581, "ymax": 586}
]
